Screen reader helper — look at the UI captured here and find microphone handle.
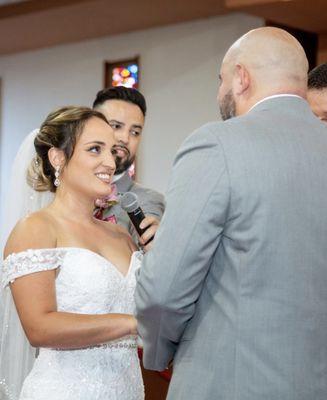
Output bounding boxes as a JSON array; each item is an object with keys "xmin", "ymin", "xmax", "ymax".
[{"xmin": 128, "ymin": 208, "xmax": 147, "ymax": 236}]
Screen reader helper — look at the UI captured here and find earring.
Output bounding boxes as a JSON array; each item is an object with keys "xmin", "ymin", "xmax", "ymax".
[
  {"xmin": 54, "ymin": 166, "xmax": 60, "ymax": 187},
  {"xmin": 28, "ymin": 158, "xmax": 39, "ymax": 213}
]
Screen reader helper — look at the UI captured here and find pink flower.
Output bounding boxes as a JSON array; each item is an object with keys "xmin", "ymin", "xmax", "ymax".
[
  {"xmin": 128, "ymin": 163, "xmax": 135, "ymax": 178},
  {"xmin": 103, "ymin": 215, "xmax": 117, "ymax": 224},
  {"xmin": 94, "ymin": 184, "xmax": 119, "ymax": 209},
  {"xmin": 93, "ymin": 208, "xmax": 117, "ymax": 224}
]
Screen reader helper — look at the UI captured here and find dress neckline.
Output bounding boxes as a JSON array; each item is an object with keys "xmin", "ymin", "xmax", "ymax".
[
  {"xmin": 5, "ymin": 247, "xmax": 141, "ymax": 280},
  {"xmin": 67, "ymin": 247, "xmax": 139, "ymax": 279}
]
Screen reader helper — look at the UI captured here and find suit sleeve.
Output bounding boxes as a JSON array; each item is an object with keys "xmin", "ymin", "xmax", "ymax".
[{"xmin": 134, "ymin": 124, "xmax": 230, "ymax": 370}]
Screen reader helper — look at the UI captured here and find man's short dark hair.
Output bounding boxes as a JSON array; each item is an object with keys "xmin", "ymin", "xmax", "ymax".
[
  {"xmin": 92, "ymin": 86, "xmax": 147, "ymax": 116},
  {"xmin": 308, "ymin": 63, "xmax": 327, "ymax": 90}
]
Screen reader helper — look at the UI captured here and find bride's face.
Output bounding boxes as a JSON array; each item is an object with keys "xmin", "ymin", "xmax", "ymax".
[{"xmin": 60, "ymin": 116, "xmax": 116, "ymax": 199}]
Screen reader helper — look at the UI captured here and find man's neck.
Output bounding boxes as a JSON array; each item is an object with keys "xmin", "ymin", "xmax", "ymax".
[{"xmin": 247, "ymin": 93, "xmax": 304, "ymax": 114}]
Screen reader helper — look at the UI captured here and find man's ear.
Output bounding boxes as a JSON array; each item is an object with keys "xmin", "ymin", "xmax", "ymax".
[
  {"xmin": 233, "ymin": 64, "xmax": 250, "ymax": 96},
  {"xmin": 48, "ymin": 147, "xmax": 65, "ymax": 170}
]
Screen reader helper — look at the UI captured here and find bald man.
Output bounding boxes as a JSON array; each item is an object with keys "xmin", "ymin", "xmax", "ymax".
[
  {"xmin": 307, "ymin": 63, "xmax": 327, "ymax": 123},
  {"xmin": 135, "ymin": 27, "xmax": 327, "ymax": 400}
]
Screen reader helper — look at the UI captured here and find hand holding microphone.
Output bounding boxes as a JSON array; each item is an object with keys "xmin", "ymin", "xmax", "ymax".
[{"xmin": 120, "ymin": 192, "xmax": 159, "ymax": 250}]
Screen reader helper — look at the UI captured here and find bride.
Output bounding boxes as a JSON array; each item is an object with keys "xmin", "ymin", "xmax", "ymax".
[{"xmin": 0, "ymin": 106, "xmax": 144, "ymax": 399}]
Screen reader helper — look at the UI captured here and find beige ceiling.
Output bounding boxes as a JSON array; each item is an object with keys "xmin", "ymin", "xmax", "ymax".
[
  {"xmin": 226, "ymin": 0, "xmax": 327, "ymax": 33},
  {"xmin": 0, "ymin": 0, "xmax": 326, "ymax": 55},
  {"xmin": 0, "ymin": 0, "xmax": 228, "ymax": 55}
]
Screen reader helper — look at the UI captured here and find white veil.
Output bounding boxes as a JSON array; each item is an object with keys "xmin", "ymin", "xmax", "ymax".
[{"xmin": 0, "ymin": 130, "xmax": 54, "ymax": 399}]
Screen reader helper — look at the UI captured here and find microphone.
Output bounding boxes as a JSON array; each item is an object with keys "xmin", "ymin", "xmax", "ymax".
[{"xmin": 120, "ymin": 192, "xmax": 149, "ymax": 238}]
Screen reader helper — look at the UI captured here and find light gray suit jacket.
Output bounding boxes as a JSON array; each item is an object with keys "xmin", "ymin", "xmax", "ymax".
[
  {"xmin": 135, "ymin": 97, "xmax": 327, "ymax": 400},
  {"xmin": 105, "ymin": 172, "xmax": 165, "ymax": 242}
]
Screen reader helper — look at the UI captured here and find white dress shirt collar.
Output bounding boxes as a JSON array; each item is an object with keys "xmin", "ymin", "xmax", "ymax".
[
  {"xmin": 248, "ymin": 94, "xmax": 303, "ymax": 113},
  {"xmin": 112, "ymin": 172, "xmax": 125, "ymax": 183}
]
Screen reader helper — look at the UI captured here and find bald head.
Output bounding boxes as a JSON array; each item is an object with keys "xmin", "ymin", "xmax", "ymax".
[
  {"xmin": 225, "ymin": 27, "xmax": 308, "ymax": 85},
  {"xmin": 218, "ymin": 27, "xmax": 309, "ymax": 119}
]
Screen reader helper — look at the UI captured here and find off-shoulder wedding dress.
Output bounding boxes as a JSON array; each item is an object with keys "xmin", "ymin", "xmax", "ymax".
[{"xmin": 2, "ymin": 247, "xmax": 144, "ymax": 400}]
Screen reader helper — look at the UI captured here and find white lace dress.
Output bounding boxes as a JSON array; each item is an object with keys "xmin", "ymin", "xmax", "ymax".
[{"xmin": 1, "ymin": 248, "xmax": 144, "ymax": 400}]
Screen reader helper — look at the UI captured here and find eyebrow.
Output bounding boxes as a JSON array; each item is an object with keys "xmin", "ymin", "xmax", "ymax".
[
  {"xmin": 109, "ymin": 119, "xmax": 124, "ymax": 125},
  {"xmin": 84, "ymin": 140, "xmax": 106, "ymax": 145},
  {"xmin": 109, "ymin": 119, "xmax": 142, "ymax": 130}
]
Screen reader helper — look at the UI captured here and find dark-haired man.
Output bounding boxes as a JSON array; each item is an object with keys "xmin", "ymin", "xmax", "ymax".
[
  {"xmin": 93, "ymin": 86, "xmax": 165, "ymax": 248},
  {"xmin": 308, "ymin": 62, "xmax": 327, "ymax": 123}
]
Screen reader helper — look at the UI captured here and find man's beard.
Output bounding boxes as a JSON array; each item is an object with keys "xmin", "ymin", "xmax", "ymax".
[
  {"xmin": 115, "ymin": 155, "xmax": 135, "ymax": 174},
  {"xmin": 219, "ymin": 90, "xmax": 236, "ymax": 121},
  {"xmin": 113, "ymin": 145, "xmax": 134, "ymax": 174}
]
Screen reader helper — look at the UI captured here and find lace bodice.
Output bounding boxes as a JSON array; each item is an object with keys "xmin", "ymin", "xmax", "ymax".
[
  {"xmin": 3, "ymin": 247, "xmax": 141, "ymax": 315},
  {"xmin": 1, "ymin": 248, "xmax": 144, "ymax": 400}
]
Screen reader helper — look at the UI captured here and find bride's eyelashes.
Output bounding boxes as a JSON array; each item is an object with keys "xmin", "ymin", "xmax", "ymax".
[{"xmin": 87, "ymin": 145, "xmax": 101, "ymax": 154}]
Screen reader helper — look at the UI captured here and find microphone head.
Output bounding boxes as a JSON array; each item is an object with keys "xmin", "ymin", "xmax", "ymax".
[{"xmin": 120, "ymin": 192, "xmax": 139, "ymax": 213}]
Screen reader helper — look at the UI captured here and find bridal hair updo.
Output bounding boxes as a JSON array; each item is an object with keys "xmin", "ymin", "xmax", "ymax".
[{"xmin": 27, "ymin": 106, "xmax": 108, "ymax": 192}]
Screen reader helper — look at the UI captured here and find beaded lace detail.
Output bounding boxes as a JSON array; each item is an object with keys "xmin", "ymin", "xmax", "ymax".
[
  {"xmin": 1, "ymin": 248, "xmax": 144, "ymax": 400},
  {"xmin": 2, "ymin": 248, "xmax": 65, "ymax": 289}
]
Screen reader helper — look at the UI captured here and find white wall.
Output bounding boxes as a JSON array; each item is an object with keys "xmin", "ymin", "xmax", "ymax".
[{"xmin": 0, "ymin": 13, "xmax": 262, "ymax": 223}]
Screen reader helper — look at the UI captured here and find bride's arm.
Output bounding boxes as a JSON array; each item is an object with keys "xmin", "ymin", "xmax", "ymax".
[
  {"xmin": 10, "ymin": 271, "xmax": 136, "ymax": 349},
  {"xmin": 5, "ymin": 214, "xmax": 136, "ymax": 350}
]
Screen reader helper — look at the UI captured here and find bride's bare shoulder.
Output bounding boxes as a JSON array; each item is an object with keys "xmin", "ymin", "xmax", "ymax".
[{"xmin": 4, "ymin": 210, "xmax": 56, "ymax": 258}]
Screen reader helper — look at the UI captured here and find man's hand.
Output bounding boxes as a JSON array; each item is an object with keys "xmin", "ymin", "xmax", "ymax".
[{"xmin": 138, "ymin": 215, "xmax": 160, "ymax": 252}]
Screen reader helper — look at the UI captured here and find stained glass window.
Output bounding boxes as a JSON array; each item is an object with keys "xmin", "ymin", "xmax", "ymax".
[
  {"xmin": 104, "ymin": 58, "xmax": 139, "ymax": 89},
  {"xmin": 103, "ymin": 57, "xmax": 140, "ymax": 180}
]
